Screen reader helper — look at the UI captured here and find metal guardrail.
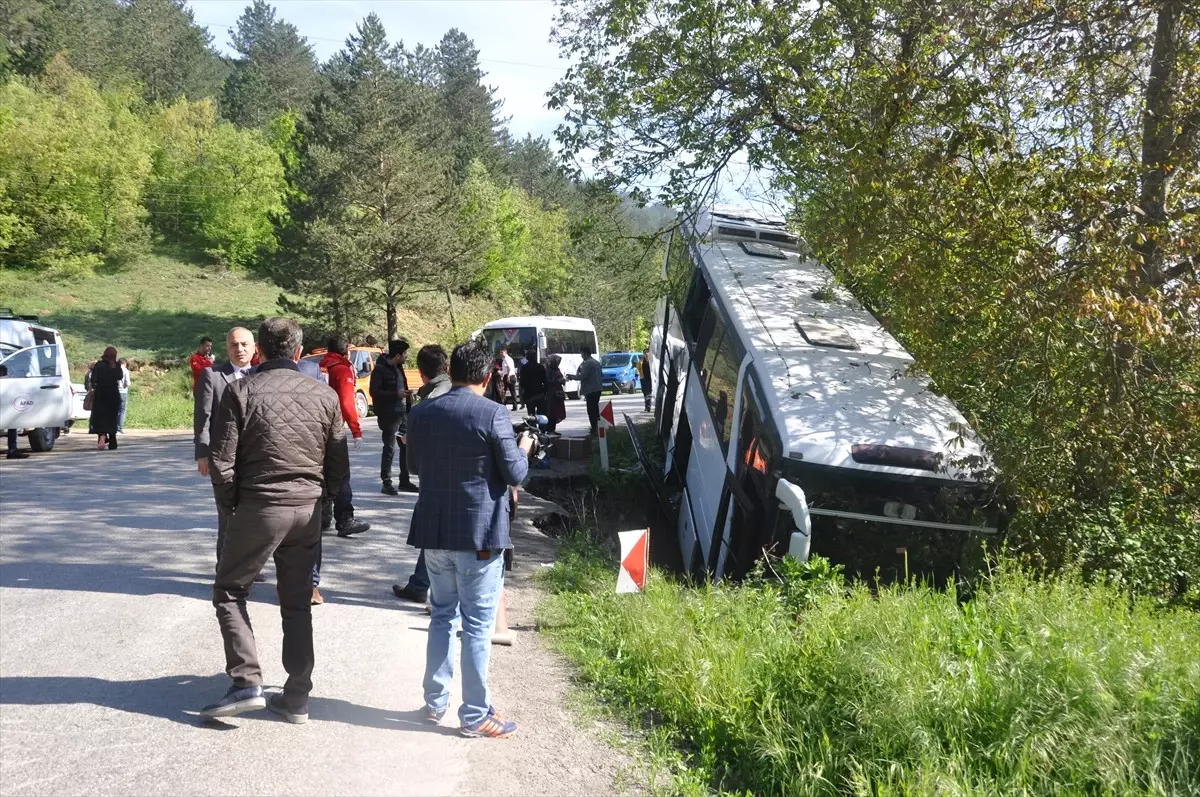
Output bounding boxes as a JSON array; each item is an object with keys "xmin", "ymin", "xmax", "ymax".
[{"xmin": 624, "ymin": 412, "xmax": 672, "ymax": 514}]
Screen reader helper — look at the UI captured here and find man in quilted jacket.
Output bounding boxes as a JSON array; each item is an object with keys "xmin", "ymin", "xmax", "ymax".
[{"xmin": 200, "ymin": 317, "xmax": 349, "ymax": 724}]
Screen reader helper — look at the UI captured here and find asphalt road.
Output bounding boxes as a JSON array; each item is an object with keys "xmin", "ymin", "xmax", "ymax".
[
  {"xmin": 0, "ymin": 419, "xmax": 642, "ymax": 796},
  {"xmin": 497, "ymin": 389, "xmax": 648, "ymax": 436}
]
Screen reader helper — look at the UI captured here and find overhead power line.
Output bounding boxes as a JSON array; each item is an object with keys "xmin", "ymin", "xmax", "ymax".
[{"xmin": 197, "ymin": 20, "xmax": 569, "ymax": 73}]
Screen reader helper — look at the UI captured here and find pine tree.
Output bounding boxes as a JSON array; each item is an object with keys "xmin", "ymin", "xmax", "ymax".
[
  {"xmin": 276, "ymin": 14, "xmax": 472, "ymax": 340},
  {"xmin": 222, "ymin": 0, "xmax": 318, "ymax": 128},
  {"xmin": 435, "ymin": 28, "xmax": 510, "ymax": 182},
  {"xmin": 119, "ymin": 0, "xmax": 226, "ymax": 105},
  {"xmin": 1, "ymin": 0, "xmax": 123, "ymax": 83}
]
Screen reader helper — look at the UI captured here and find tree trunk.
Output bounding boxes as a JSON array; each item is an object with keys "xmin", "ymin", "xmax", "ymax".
[
  {"xmin": 445, "ymin": 287, "xmax": 458, "ymax": 337},
  {"xmin": 386, "ymin": 289, "xmax": 398, "ymax": 342},
  {"xmin": 1135, "ymin": 0, "xmax": 1181, "ymax": 290},
  {"xmin": 330, "ymin": 281, "xmax": 343, "ymax": 333}
]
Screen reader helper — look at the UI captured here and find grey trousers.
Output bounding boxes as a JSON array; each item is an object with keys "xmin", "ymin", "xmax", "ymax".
[{"xmin": 213, "ymin": 499, "xmax": 320, "ymax": 706}]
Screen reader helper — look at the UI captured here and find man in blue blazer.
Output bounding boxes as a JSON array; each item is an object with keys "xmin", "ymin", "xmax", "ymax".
[{"xmin": 405, "ymin": 340, "xmax": 534, "ymax": 738}]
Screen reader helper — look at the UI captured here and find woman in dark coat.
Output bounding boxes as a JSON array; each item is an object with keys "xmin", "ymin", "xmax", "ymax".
[
  {"xmin": 544, "ymin": 354, "xmax": 568, "ymax": 433},
  {"xmin": 88, "ymin": 346, "xmax": 122, "ymax": 450}
]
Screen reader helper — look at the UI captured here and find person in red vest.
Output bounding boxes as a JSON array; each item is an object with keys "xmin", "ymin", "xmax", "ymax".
[
  {"xmin": 319, "ymin": 334, "xmax": 370, "ymax": 543},
  {"xmin": 189, "ymin": 336, "xmax": 214, "ymax": 394}
]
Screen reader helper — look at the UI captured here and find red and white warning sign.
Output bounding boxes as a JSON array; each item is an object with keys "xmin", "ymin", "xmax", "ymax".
[{"xmin": 616, "ymin": 529, "xmax": 649, "ymax": 593}]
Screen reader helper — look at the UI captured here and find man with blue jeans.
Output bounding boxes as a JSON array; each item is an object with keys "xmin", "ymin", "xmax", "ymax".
[{"xmin": 405, "ymin": 341, "xmax": 534, "ymax": 738}]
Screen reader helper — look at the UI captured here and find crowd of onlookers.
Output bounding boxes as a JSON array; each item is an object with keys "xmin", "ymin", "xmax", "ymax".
[{"xmin": 189, "ymin": 322, "xmax": 538, "ymax": 737}]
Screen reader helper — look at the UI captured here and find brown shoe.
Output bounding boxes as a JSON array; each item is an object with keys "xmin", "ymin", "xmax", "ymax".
[{"xmin": 311, "ymin": 587, "xmax": 324, "ymax": 606}]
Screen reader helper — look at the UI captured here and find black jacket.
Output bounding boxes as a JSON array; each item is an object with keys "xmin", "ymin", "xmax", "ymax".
[
  {"xmin": 519, "ymin": 361, "xmax": 547, "ymax": 399},
  {"xmin": 369, "ymin": 355, "xmax": 410, "ymax": 417},
  {"xmin": 209, "ymin": 360, "xmax": 349, "ymax": 511}
]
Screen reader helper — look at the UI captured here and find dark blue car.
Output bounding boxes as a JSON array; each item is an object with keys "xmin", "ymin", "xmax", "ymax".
[{"xmin": 600, "ymin": 352, "xmax": 642, "ymax": 394}]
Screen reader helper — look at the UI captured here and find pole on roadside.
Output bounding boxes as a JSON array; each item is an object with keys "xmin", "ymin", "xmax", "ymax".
[{"xmin": 598, "ymin": 399, "xmax": 615, "ymax": 471}]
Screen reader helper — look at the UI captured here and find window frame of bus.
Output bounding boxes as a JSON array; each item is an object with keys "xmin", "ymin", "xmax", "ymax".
[
  {"xmin": 542, "ymin": 328, "xmax": 597, "ymax": 355},
  {"xmin": 695, "ymin": 298, "xmax": 744, "ymax": 456},
  {"xmin": 483, "ymin": 327, "xmax": 538, "ymax": 356},
  {"xmin": 680, "ymin": 265, "xmax": 711, "ymax": 344}
]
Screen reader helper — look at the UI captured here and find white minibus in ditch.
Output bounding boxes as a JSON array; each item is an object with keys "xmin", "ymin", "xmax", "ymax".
[{"xmin": 650, "ymin": 206, "xmax": 1003, "ymax": 581}]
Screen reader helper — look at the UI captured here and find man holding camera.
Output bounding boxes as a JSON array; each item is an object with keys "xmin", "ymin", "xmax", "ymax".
[{"xmin": 405, "ymin": 340, "xmax": 535, "ymax": 738}]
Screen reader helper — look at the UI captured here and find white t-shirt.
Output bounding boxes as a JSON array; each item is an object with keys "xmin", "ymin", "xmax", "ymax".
[{"xmin": 501, "ymin": 355, "xmax": 516, "ymax": 378}]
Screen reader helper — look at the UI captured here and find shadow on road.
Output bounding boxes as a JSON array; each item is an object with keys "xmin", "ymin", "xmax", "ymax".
[
  {"xmin": 0, "ymin": 561, "xmax": 214, "ymax": 600},
  {"xmin": 0, "ymin": 674, "xmax": 236, "ymax": 728},
  {"xmin": 0, "ymin": 674, "xmax": 458, "ymax": 736}
]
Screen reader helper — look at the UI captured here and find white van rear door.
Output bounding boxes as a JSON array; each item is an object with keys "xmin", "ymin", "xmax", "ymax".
[{"xmin": 0, "ymin": 345, "xmax": 69, "ymax": 430}]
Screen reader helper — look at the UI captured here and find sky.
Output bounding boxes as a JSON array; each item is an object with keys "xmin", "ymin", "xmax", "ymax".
[
  {"xmin": 186, "ymin": 0, "xmax": 773, "ymax": 208},
  {"xmin": 187, "ymin": 0, "xmax": 570, "ymax": 140}
]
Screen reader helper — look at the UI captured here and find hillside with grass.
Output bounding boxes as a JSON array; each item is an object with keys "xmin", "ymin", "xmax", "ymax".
[{"xmin": 0, "ymin": 253, "xmax": 511, "ymax": 428}]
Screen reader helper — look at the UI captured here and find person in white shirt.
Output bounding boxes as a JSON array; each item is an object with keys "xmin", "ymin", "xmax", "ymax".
[
  {"xmin": 116, "ymin": 358, "xmax": 131, "ymax": 433},
  {"xmin": 499, "ymin": 347, "xmax": 518, "ymax": 411}
]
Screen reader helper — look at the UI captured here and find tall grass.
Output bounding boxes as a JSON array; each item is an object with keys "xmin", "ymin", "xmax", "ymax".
[
  {"xmin": 539, "ymin": 543, "xmax": 1200, "ymax": 796},
  {"xmin": 124, "ymin": 367, "xmax": 192, "ymax": 429}
]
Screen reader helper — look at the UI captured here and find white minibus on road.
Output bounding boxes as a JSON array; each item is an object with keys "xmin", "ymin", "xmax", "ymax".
[{"xmin": 474, "ymin": 316, "xmax": 599, "ymax": 399}]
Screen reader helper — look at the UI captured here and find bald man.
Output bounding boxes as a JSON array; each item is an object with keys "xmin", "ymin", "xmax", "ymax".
[{"xmin": 194, "ymin": 327, "xmax": 257, "ymax": 566}]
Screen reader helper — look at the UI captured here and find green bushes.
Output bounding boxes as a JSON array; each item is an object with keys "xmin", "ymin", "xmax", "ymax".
[
  {"xmin": 0, "ymin": 58, "xmax": 153, "ymax": 273},
  {"xmin": 147, "ymin": 97, "xmax": 286, "ymax": 268},
  {"xmin": 0, "ymin": 62, "xmax": 287, "ymax": 274},
  {"xmin": 540, "ymin": 546, "xmax": 1200, "ymax": 796}
]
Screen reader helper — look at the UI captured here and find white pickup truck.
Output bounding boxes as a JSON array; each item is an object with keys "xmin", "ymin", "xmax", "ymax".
[{"xmin": 0, "ymin": 310, "xmax": 74, "ymax": 452}]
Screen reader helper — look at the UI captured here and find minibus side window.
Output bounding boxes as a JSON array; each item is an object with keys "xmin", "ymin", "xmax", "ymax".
[
  {"xmin": 681, "ymin": 271, "xmax": 710, "ymax": 343},
  {"xmin": 698, "ymin": 304, "xmax": 740, "ymax": 454}
]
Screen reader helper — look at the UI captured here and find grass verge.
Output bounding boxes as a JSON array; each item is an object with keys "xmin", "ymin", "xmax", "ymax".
[{"xmin": 538, "ymin": 540, "xmax": 1200, "ymax": 796}]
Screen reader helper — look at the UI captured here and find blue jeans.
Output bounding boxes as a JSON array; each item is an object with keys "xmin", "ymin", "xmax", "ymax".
[
  {"xmin": 423, "ymin": 548, "xmax": 505, "ymax": 726},
  {"xmin": 117, "ymin": 392, "xmax": 128, "ymax": 431}
]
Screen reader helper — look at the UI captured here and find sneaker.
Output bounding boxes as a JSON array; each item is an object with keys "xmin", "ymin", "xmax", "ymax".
[
  {"xmin": 391, "ymin": 583, "xmax": 428, "ymax": 603},
  {"xmin": 5, "ymin": 450, "xmax": 29, "ymax": 460},
  {"xmin": 457, "ymin": 629, "xmax": 516, "ymax": 646},
  {"xmin": 397, "ymin": 480, "xmax": 419, "ymax": 493},
  {"xmin": 380, "ymin": 481, "xmax": 399, "ymax": 496},
  {"xmin": 311, "ymin": 587, "xmax": 324, "ymax": 605},
  {"xmin": 199, "ymin": 685, "xmax": 266, "ymax": 718},
  {"xmin": 460, "ymin": 710, "xmax": 517, "ymax": 739},
  {"xmin": 267, "ymin": 692, "xmax": 308, "ymax": 725},
  {"xmin": 336, "ymin": 518, "xmax": 370, "ymax": 537},
  {"xmin": 423, "ymin": 705, "xmax": 446, "ymax": 724}
]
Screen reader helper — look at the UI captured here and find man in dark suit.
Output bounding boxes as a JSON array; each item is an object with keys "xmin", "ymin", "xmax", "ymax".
[
  {"xmin": 194, "ymin": 326, "xmax": 256, "ymax": 565},
  {"xmin": 371, "ymin": 339, "xmax": 415, "ymax": 494},
  {"xmin": 406, "ymin": 340, "xmax": 534, "ymax": 738}
]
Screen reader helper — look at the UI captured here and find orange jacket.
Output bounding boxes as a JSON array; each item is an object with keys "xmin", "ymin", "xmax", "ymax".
[{"xmin": 320, "ymin": 351, "xmax": 361, "ymax": 439}]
